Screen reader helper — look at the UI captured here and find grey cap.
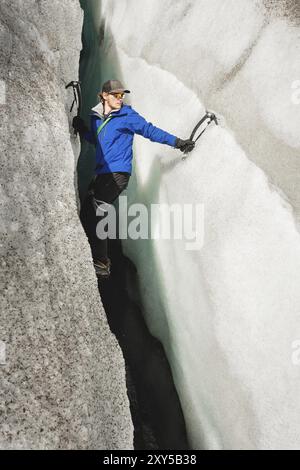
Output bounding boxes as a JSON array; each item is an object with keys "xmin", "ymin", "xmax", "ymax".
[{"xmin": 101, "ymin": 79, "xmax": 130, "ymax": 94}]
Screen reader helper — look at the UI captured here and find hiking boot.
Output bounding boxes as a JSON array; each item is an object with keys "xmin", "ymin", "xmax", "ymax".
[{"xmin": 93, "ymin": 259, "xmax": 111, "ymax": 279}]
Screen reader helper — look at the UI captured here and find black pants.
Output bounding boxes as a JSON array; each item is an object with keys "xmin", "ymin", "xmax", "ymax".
[{"xmin": 80, "ymin": 172, "xmax": 130, "ymax": 262}]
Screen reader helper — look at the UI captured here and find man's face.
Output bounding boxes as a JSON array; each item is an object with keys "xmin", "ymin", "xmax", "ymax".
[{"xmin": 103, "ymin": 91, "xmax": 125, "ymax": 110}]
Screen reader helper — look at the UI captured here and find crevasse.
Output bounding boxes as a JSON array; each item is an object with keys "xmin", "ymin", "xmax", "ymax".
[{"xmin": 80, "ymin": 0, "xmax": 300, "ymax": 449}]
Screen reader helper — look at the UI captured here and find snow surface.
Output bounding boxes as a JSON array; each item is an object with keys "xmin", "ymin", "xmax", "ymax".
[{"xmin": 82, "ymin": 0, "xmax": 300, "ymax": 449}]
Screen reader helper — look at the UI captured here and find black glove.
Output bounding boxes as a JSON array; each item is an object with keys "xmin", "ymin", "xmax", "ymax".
[
  {"xmin": 175, "ymin": 138, "xmax": 195, "ymax": 154},
  {"xmin": 72, "ymin": 116, "xmax": 88, "ymax": 134}
]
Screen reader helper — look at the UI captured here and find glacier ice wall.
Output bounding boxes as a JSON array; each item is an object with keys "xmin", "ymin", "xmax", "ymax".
[
  {"xmin": 83, "ymin": 0, "xmax": 300, "ymax": 449},
  {"xmin": 0, "ymin": 0, "xmax": 133, "ymax": 449}
]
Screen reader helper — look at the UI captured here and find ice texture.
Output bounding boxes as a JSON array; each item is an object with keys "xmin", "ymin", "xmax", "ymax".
[
  {"xmin": 83, "ymin": 0, "xmax": 300, "ymax": 449},
  {"xmin": 0, "ymin": 0, "xmax": 133, "ymax": 449}
]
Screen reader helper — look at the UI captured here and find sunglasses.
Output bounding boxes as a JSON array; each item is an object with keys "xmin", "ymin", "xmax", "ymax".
[{"xmin": 109, "ymin": 92, "xmax": 125, "ymax": 99}]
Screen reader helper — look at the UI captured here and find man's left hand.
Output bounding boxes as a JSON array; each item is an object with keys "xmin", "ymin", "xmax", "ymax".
[{"xmin": 175, "ymin": 138, "xmax": 195, "ymax": 154}]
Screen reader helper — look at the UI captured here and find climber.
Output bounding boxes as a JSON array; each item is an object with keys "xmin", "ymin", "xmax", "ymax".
[{"xmin": 73, "ymin": 79, "xmax": 195, "ymax": 278}]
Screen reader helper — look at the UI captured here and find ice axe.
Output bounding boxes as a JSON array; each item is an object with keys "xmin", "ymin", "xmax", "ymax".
[
  {"xmin": 182, "ymin": 110, "xmax": 218, "ymax": 160},
  {"xmin": 65, "ymin": 80, "xmax": 82, "ymax": 135}
]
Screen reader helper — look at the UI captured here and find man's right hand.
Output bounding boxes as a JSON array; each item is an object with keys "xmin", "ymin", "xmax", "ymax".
[
  {"xmin": 72, "ymin": 116, "xmax": 88, "ymax": 134},
  {"xmin": 175, "ymin": 138, "xmax": 195, "ymax": 154}
]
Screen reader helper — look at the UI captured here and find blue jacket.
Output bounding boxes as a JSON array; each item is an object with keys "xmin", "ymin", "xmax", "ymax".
[{"xmin": 83, "ymin": 104, "xmax": 177, "ymax": 174}]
